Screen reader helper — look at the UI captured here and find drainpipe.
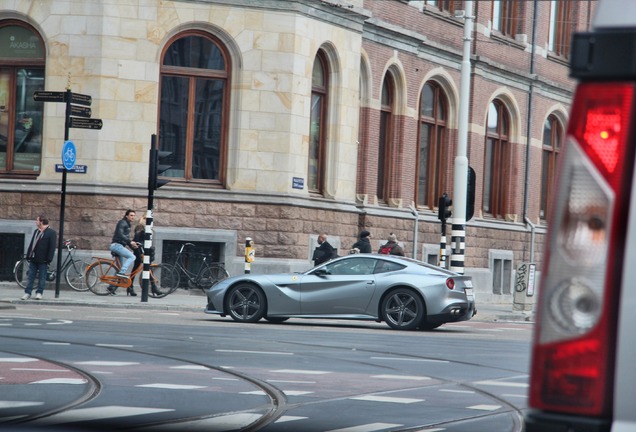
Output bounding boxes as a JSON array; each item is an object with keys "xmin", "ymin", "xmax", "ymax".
[{"xmin": 522, "ymin": 0, "xmax": 539, "ymax": 261}]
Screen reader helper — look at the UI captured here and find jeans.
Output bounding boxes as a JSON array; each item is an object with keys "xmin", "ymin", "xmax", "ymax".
[
  {"xmin": 110, "ymin": 243, "xmax": 135, "ymax": 274},
  {"xmin": 25, "ymin": 261, "xmax": 48, "ymax": 295}
]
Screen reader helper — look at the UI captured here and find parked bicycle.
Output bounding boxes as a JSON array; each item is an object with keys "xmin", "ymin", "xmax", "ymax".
[
  {"xmin": 13, "ymin": 240, "xmax": 90, "ymax": 292},
  {"xmin": 85, "ymin": 245, "xmax": 179, "ymax": 298},
  {"xmin": 165, "ymin": 242, "xmax": 230, "ymax": 292}
]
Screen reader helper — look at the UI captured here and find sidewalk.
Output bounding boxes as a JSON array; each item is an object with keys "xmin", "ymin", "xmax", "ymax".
[{"xmin": 0, "ymin": 282, "xmax": 534, "ymax": 323}]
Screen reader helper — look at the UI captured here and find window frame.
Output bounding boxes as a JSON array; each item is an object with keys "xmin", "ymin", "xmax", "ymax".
[
  {"xmin": 492, "ymin": 0, "xmax": 519, "ymax": 38},
  {"xmin": 158, "ymin": 30, "xmax": 230, "ymax": 187},
  {"xmin": 377, "ymin": 74, "xmax": 395, "ymax": 202},
  {"xmin": 483, "ymin": 100, "xmax": 511, "ymax": 219},
  {"xmin": 416, "ymin": 81, "xmax": 448, "ymax": 209},
  {"xmin": 548, "ymin": 0, "xmax": 573, "ymax": 58},
  {"xmin": 308, "ymin": 50, "xmax": 329, "ymax": 195},
  {"xmin": 0, "ymin": 20, "xmax": 45, "ymax": 178},
  {"xmin": 540, "ymin": 114, "xmax": 563, "ymax": 221}
]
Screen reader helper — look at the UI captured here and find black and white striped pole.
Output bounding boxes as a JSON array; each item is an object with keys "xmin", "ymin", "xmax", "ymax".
[{"xmin": 451, "ymin": 0, "xmax": 474, "ymax": 275}]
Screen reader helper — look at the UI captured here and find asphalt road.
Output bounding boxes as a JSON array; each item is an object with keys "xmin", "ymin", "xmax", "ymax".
[{"xmin": 0, "ymin": 299, "xmax": 533, "ymax": 432}]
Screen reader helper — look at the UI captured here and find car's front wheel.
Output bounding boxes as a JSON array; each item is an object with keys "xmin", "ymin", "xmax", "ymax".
[
  {"xmin": 225, "ymin": 283, "xmax": 266, "ymax": 323},
  {"xmin": 381, "ymin": 288, "xmax": 425, "ymax": 330}
]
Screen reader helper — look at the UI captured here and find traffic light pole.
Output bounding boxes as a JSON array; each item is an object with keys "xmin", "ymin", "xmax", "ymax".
[
  {"xmin": 451, "ymin": 0, "xmax": 473, "ymax": 275},
  {"xmin": 141, "ymin": 134, "xmax": 158, "ymax": 302}
]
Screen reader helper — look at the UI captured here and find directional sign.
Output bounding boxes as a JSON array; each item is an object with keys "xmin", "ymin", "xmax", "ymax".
[
  {"xmin": 55, "ymin": 164, "xmax": 87, "ymax": 174},
  {"xmin": 62, "ymin": 140, "xmax": 76, "ymax": 171},
  {"xmin": 70, "ymin": 105, "xmax": 92, "ymax": 118},
  {"xmin": 33, "ymin": 91, "xmax": 66, "ymax": 103},
  {"xmin": 70, "ymin": 92, "xmax": 92, "ymax": 106},
  {"xmin": 70, "ymin": 117, "xmax": 102, "ymax": 130}
]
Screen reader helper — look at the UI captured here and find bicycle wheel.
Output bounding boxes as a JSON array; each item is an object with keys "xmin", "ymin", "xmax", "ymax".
[
  {"xmin": 198, "ymin": 264, "xmax": 230, "ymax": 291},
  {"xmin": 147, "ymin": 263, "xmax": 180, "ymax": 298},
  {"xmin": 14, "ymin": 258, "xmax": 29, "ymax": 289},
  {"xmin": 64, "ymin": 259, "xmax": 91, "ymax": 292},
  {"xmin": 86, "ymin": 261, "xmax": 119, "ymax": 296}
]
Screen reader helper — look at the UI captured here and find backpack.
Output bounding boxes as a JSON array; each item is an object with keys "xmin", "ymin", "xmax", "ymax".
[{"xmin": 380, "ymin": 244, "xmax": 394, "ymax": 255}]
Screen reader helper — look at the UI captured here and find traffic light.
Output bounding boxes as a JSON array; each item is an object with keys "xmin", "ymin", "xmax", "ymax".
[
  {"xmin": 148, "ymin": 147, "xmax": 172, "ymax": 191},
  {"xmin": 438, "ymin": 193, "xmax": 452, "ymax": 222}
]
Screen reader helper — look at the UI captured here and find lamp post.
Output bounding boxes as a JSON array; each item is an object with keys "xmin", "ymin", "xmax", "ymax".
[{"xmin": 451, "ymin": 1, "xmax": 473, "ymax": 275}]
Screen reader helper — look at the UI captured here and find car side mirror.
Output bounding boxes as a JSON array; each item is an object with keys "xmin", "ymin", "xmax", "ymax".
[{"xmin": 313, "ymin": 268, "xmax": 329, "ymax": 276}]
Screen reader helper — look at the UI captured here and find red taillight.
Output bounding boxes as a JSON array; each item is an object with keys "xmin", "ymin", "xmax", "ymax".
[
  {"xmin": 445, "ymin": 278, "xmax": 454, "ymax": 290},
  {"xmin": 529, "ymin": 83, "xmax": 636, "ymax": 416}
]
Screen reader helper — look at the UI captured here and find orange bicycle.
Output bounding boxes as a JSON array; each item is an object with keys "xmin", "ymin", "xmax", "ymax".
[{"xmin": 85, "ymin": 246, "xmax": 179, "ymax": 297}]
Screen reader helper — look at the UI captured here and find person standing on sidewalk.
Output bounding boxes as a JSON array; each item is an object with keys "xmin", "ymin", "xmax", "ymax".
[
  {"xmin": 22, "ymin": 215, "xmax": 57, "ymax": 300},
  {"xmin": 110, "ymin": 209, "xmax": 138, "ymax": 282}
]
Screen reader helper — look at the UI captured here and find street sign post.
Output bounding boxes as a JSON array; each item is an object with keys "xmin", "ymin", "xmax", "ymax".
[
  {"xmin": 33, "ymin": 91, "xmax": 66, "ymax": 103},
  {"xmin": 69, "ymin": 117, "xmax": 103, "ymax": 130},
  {"xmin": 70, "ymin": 92, "xmax": 92, "ymax": 106},
  {"xmin": 55, "ymin": 164, "xmax": 87, "ymax": 173},
  {"xmin": 70, "ymin": 105, "xmax": 92, "ymax": 118}
]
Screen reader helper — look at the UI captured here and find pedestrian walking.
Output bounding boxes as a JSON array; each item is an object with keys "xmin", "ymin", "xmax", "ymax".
[{"xmin": 21, "ymin": 215, "xmax": 57, "ymax": 300}]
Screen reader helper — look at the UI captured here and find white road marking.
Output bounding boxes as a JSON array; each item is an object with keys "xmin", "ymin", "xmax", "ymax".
[
  {"xmin": 213, "ymin": 377, "xmax": 239, "ymax": 381},
  {"xmin": 371, "ymin": 357, "xmax": 449, "ymax": 364},
  {"xmin": 43, "ymin": 342, "xmax": 70, "ymax": 345},
  {"xmin": 371, "ymin": 375, "xmax": 431, "ymax": 381},
  {"xmin": 215, "ymin": 349, "xmax": 293, "ymax": 356},
  {"xmin": 439, "ymin": 389, "xmax": 475, "ymax": 394},
  {"xmin": 267, "ymin": 379, "xmax": 316, "ymax": 384},
  {"xmin": 467, "ymin": 404, "xmax": 502, "ymax": 411},
  {"xmin": 0, "ymin": 358, "xmax": 37, "ymax": 363},
  {"xmin": 275, "ymin": 416, "xmax": 308, "ymax": 423},
  {"xmin": 12, "ymin": 368, "xmax": 70, "ymax": 372},
  {"xmin": 271, "ymin": 369, "xmax": 330, "ymax": 374},
  {"xmin": 29, "ymin": 378, "xmax": 87, "ymax": 384},
  {"xmin": 39, "ymin": 406, "xmax": 174, "ymax": 424},
  {"xmin": 135, "ymin": 383, "xmax": 207, "ymax": 389},
  {"xmin": 326, "ymin": 422, "xmax": 403, "ymax": 432},
  {"xmin": 170, "ymin": 365, "xmax": 209, "ymax": 370},
  {"xmin": 474, "ymin": 380, "xmax": 529, "ymax": 388},
  {"xmin": 74, "ymin": 361, "xmax": 139, "ymax": 366},
  {"xmin": 502, "ymin": 393, "xmax": 528, "ymax": 398},
  {"xmin": 0, "ymin": 401, "xmax": 44, "ymax": 408},
  {"xmin": 350, "ymin": 395, "xmax": 423, "ymax": 404},
  {"xmin": 95, "ymin": 344, "xmax": 134, "ymax": 348},
  {"xmin": 283, "ymin": 390, "xmax": 314, "ymax": 396},
  {"xmin": 24, "ymin": 323, "xmax": 43, "ymax": 326}
]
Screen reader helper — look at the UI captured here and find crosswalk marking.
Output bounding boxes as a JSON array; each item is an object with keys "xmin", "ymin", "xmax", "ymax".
[
  {"xmin": 467, "ymin": 404, "xmax": 502, "ymax": 411},
  {"xmin": 326, "ymin": 422, "xmax": 403, "ymax": 432},
  {"xmin": 271, "ymin": 369, "xmax": 330, "ymax": 374},
  {"xmin": 350, "ymin": 395, "xmax": 423, "ymax": 404},
  {"xmin": 371, "ymin": 357, "xmax": 449, "ymax": 364},
  {"xmin": 74, "ymin": 361, "xmax": 139, "ymax": 366},
  {"xmin": 275, "ymin": 416, "xmax": 308, "ymax": 423},
  {"xmin": 0, "ymin": 401, "xmax": 44, "ymax": 408},
  {"xmin": 142, "ymin": 413, "xmax": 262, "ymax": 430},
  {"xmin": 29, "ymin": 378, "xmax": 87, "ymax": 384},
  {"xmin": 0, "ymin": 358, "xmax": 37, "ymax": 363},
  {"xmin": 170, "ymin": 365, "xmax": 209, "ymax": 370},
  {"xmin": 216, "ymin": 349, "xmax": 293, "ymax": 356},
  {"xmin": 371, "ymin": 374, "xmax": 431, "ymax": 381},
  {"xmin": 135, "ymin": 383, "xmax": 207, "ymax": 390},
  {"xmin": 474, "ymin": 380, "xmax": 529, "ymax": 388},
  {"xmin": 37, "ymin": 406, "xmax": 174, "ymax": 424}
]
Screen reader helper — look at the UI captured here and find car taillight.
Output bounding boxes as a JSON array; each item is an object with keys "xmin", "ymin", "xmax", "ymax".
[
  {"xmin": 446, "ymin": 278, "xmax": 454, "ymax": 290},
  {"xmin": 529, "ymin": 83, "xmax": 636, "ymax": 416}
]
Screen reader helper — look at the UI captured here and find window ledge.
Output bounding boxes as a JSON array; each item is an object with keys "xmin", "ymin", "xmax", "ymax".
[
  {"xmin": 490, "ymin": 32, "xmax": 526, "ymax": 50},
  {"xmin": 546, "ymin": 51, "xmax": 570, "ymax": 66}
]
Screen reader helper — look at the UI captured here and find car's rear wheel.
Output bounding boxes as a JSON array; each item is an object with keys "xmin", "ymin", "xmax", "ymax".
[
  {"xmin": 225, "ymin": 283, "xmax": 266, "ymax": 323},
  {"xmin": 381, "ymin": 288, "xmax": 425, "ymax": 330}
]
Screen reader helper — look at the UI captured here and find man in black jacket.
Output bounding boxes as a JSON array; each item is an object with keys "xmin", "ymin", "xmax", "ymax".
[
  {"xmin": 351, "ymin": 230, "xmax": 372, "ymax": 253},
  {"xmin": 22, "ymin": 215, "xmax": 57, "ymax": 300},
  {"xmin": 313, "ymin": 233, "xmax": 337, "ymax": 266},
  {"xmin": 110, "ymin": 209, "xmax": 139, "ymax": 280}
]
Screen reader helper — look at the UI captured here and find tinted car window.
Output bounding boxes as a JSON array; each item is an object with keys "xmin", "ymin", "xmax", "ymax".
[
  {"xmin": 374, "ymin": 260, "xmax": 405, "ymax": 274},
  {"xmin": 324, "ymin": 257, "xmax": 376, "ymax": 275}
]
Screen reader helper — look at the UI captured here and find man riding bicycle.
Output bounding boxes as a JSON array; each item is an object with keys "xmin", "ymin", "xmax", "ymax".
[{"xmin": 110, "ymin": 209, "xmax": 139, "ymax": 282}]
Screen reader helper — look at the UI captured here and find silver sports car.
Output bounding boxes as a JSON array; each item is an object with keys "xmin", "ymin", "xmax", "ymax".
[{"xmin": 204, "ymin": 254, "xmax": 476, "ymax": 330}]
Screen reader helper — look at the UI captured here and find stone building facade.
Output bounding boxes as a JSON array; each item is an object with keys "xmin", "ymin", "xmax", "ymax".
[{"xmin": 0, "ymin": 0, "xmax": 596, "ymax": 303}]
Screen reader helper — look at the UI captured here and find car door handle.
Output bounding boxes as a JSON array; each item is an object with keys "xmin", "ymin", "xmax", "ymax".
[{"xmin": 367, "ymin": 280, "xmax": 375, "ymax": 285}]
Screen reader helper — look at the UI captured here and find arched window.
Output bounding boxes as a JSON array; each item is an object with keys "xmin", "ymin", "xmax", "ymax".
[
  {"xmin": 378, "ymin": 74, "xmax": 394, "ymax": 202},
  {"xmin": 0, "ymin": 21, "xmax": 45, "ymax": 176},
  {"xmin": 416, "ymin": 81, "xmax": 447, "ymax": 208},
  {"xmin": 484, "ymin": 100, "xmax": 510, "ymax": 218},
  {"xmin": 158, "ymin": 31, "xmax": 230, "ymax": 185},
  {"xmin": 308, "ymin": 51, "xmax": 329, "ymax": 194},
  {"xmin": 541, "ymin": 115, "xmax": 563, "ymax": 220},
  {"xmin": 548, "ymin": 0, "xmax": 573, "ymax": 58}
]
